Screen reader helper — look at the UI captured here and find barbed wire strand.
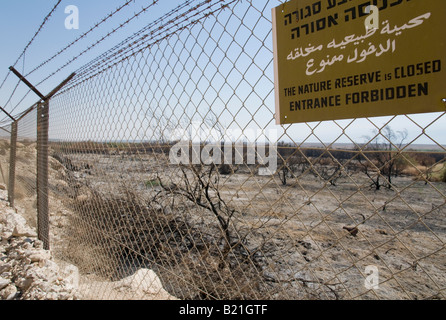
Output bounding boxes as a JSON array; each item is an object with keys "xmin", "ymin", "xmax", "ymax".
[
  {"xmin": 0, "ymin": 0, "xmax": 63, "ymax": 92},
  {"xmin": 1, "ymin": 0, "xmax": 161, "ymax": 123},
  {"xmin": 24, "ymin": 0, "xmax": 137, "ymax": 78},
  {"xmin": 64, "ymin": 0, "xmax": 235, "ymax": 93},
  {"xmin": 4, "ymin": 0, "xmax": 203, "ymax": 122}
]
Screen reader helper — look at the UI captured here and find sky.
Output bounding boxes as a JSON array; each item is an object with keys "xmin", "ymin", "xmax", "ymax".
[
  {"xmin": 0, "ymin": 0, "xmax": 186, "ymax": 121},
  {"xmin": 0, "ymin": 0, "xmax": 444, "ymax": 146}
]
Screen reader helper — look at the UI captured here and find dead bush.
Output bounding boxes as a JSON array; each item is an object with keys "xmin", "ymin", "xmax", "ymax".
[{"xmin": 65, "ymin": 187, "xmax": 267, "ymax": 299}]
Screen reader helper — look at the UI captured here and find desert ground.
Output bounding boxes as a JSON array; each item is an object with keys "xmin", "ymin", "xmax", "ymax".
[{"xmin": 1, "ymin": 139, "xmax": 445, "ymax": 300}]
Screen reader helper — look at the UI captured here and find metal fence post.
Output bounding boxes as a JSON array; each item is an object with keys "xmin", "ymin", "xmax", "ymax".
[
  {"xmin": 8, "ymin": 121, "xmax": 17, "ymax": 207},
  {"xmin": 37, "ymin": 101, "xmax": 49, "ymax": 250}
]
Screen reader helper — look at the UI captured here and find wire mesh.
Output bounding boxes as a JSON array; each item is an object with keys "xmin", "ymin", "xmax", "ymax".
[
  {"xmin": 0, "ymin": 124, "xmax": 11, "ymax": 188},
  {"xmin": 9, "ymin": 109, "xmax": 39, "ymax": 230},
  {"xmin": 6, "ymin": 0, "xmax": 446, "ymax": 300}
]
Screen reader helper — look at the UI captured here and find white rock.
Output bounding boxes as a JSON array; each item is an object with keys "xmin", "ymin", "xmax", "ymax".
[
  {"xmin": 0, "ymin": 277, "xmax": 10, "ymax": 290},
  {"xmin": 46, "ymin": 292, "xmax": 58, "ymax": 300},
  {"xmin": 1, "ymin": 284, "xmax": 17, "ymax": 300},
  {"xmin": 16, "ymin": 276, "xmax": 34, "ymax": 291},
  {"xmin": 0, "ymin": 229, "xmax": 11, "ymax": 239},
  {"xmin": 0, "ymin": 192, "xmax": 80, "ymax": 300},
  {"xmin": 42, "ymin": 259, "xmax": 60, "ymax": 274},
  {"xmin": 33, "ymin": 240, "xmax": 44, "ymax": 249},
  {"xmin": 27, "ymin": 249, "xmax": 51, "ymax": 263},
  {"xmin": 0, "ymin": 262, "xmax": 11, "ymax": 273},
  {"xmin": 115, "ymin": 269, "xmax": 166, "ymax": 295},
  {"xmin": 2, "ymin": 211, "xmax": 36, "ymax": 238},
  {"xmin": 12, "ymin": 225, "xmax": 37, "ymax": 238},
  {"xmin": 61, "ymin": 264, "xmax": 79, "ymax": 290}
]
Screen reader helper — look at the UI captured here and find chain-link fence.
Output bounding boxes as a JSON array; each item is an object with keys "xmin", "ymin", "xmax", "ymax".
[
  {"xmin": 0, "ymin": 124, "xmax": 11, "ymax": 190},
  {"xmin": 14, "ymin": 110, "xmax": 38, "ymax": 227},
  {"xmin": 2, "ymin": 0, "xmax": 445, "ymax": 300}
]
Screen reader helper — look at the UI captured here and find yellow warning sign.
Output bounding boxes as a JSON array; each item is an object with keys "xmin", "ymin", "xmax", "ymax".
[{"xmin": 272, "ymin": 0, "xmax": 446, "ymax": 124}]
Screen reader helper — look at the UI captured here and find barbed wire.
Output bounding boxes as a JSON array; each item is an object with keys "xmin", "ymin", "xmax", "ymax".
[
  {"xmin": 24, "ymin": 0, "xmax": 138, "ymax": 78},
  {"xmin": 32, "ymin": 0, "xmax": 162, "ymax": 89},
  {"xmin": 0, "ymin": 0, "xmax": 63, "ymax": 93},
  {"xmin": 74, "ymin": 0, "xmax": 197, "ymax": 80},
  {"xmin": 62, "ymin": 0, "xmax": 236, "ymax": 93},
  {"xmin": 2, "ymin": 0, "xmax": 232, "ymax": 123},
  {"xmin": 1, "ymin": 0, "xmax": 160, "ymax": 123}
]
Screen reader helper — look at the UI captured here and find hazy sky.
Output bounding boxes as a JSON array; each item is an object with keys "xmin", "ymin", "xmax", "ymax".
[{"xmin": 0, "ymin": 0, "xmax": 186, "ymax": 121}]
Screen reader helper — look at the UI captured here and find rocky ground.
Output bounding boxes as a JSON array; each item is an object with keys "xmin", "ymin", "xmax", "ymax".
[
  {"xmin": 0, "ymin": 186, "xmax": 81, "ymax": 300},
  {"xmin": 0, "ymin": 185, "xmax": 177, "ymax": 301}
]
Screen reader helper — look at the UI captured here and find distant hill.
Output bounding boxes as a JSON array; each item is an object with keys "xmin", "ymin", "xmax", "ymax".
[{"xmin": 296, "ymin": 142, "xmax": 446, "ymax": 152}]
